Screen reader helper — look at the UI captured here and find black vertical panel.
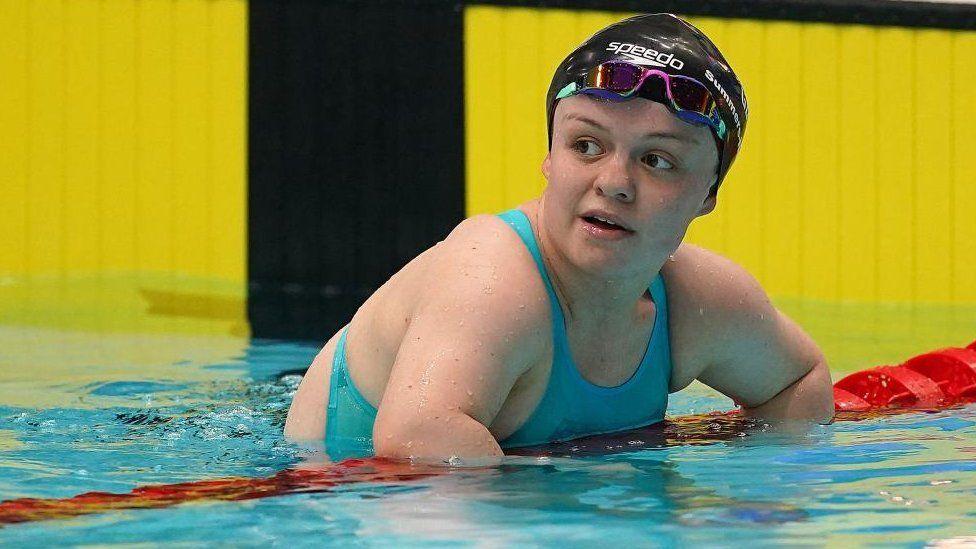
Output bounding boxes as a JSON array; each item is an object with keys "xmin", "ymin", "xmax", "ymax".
[
  {"xmin": 248, "ymin": 1, "xmax": 288, "ymax": 333},
  {"xmin": 249, "ymin": 1, "xmax": 465, "ymax": 341}
]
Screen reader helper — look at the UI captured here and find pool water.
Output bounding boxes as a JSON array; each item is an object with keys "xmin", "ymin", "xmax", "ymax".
[{"xmin": 2, "ymin": 321, "xmax": 976, "ymax": 546}]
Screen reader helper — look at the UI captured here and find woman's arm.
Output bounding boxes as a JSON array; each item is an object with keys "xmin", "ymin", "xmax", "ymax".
[
  {"xmin": 373, "ymin": 219, "xmax": 550, "ymax": 461},
  {"xmin": 740, "ymin": 356, "xmax": 834, "ymax": 423}
]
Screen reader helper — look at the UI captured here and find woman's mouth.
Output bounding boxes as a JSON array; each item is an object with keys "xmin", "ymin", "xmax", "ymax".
[{"xmin": 580, "ymin": 216, "xmax": 634, "ymax": 240}]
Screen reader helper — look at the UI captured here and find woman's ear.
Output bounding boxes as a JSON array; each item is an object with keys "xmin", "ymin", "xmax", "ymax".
[
  {"xmin": 696, "ymin": 177, "xmax": 719, "ymax": 216},
  {"xmin": 697, "ymin": 193, "xmax": 717, "ymax": 216},
  {"xmin": 542, "ymin": 152, "xmax": 551, "ymax": 180}
]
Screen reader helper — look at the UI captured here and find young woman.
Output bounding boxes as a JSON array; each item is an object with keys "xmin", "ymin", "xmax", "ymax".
[{"xmin": 285, "ymin": 13, "xmax": 833, "ymax": 461}]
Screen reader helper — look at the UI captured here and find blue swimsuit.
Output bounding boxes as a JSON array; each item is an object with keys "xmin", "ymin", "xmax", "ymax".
[{"xmin": 323, "ymin": 208, "xmax": 672, "ymax": 459}]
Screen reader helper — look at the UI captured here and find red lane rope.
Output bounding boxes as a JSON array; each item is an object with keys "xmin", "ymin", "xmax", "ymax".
[
  {"xmin": 0, "ymin": 459, "xmax": 445, "ymax": 525},
  {"xmin": 833, "ymin": 345, "xmax": 976, "ymax": 411},
  {"xmin": 2, "ymin": 338, "xmax": 974, "ymax": 525}
]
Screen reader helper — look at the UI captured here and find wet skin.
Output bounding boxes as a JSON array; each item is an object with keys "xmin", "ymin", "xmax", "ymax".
[{"xmin": 284, "ymin": 95, "xmax": 834, "ymax": 460}]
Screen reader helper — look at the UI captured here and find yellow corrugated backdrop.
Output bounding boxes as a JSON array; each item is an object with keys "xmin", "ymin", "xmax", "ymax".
[
  {"xmin": 464, "ymin": 6, "xmax": 976, "ymax": 306},
  {"xmin": 0, "ymin": 0, "xmax": 247, "ymax": 335}
]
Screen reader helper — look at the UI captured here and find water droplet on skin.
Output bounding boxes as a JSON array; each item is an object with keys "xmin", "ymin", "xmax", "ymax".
[
  {"xmin": 698, "ymin": 306, "xmax": 704, "ymax": 315},
  {"xmin": 478, "ymin": 375, "xmax": 484, "ymax": 381},
  {"xmin": 458, "ymin": 320, "xmax": 464, "ymax": 326},
  {"xmin": 760, "ymin": 313, "xmax": 766, "ymax": 320},
  {"xmin": 466, "ymin": 390, "xmax": 473, "ymax": 396},
  {"xmin": 668, "ymin": 254, "xmax": 676, "ymax": 262},
  {"xmin": 519, "ymin": 304, "xmax": 526, "ymax": 309}
]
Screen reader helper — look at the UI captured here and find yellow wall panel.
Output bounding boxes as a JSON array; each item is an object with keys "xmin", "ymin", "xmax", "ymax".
[
  {"xmin": 953, "ymin": 33, "xmax": 976, "ymax": 302},
  {"xmin": 0, "ymin": 0, "xmax": 245, "ymax": 281},
  {"xmin": 465, "ymin": 5, "xmax": 976, "ymax": 305},
  {"xmin": 713, "ymin": 19, "xmax": 765, "ymax": 282},
  {"xmin": 799, "ymin": 23, "xmax": 841, "ymax": 301},
  {"xmin": 837, "ymin": 25, "xmax": 878, "ymax": 302},
  {"xmin": 914, "ymin": 30, "xmax": 954, "ymax": 303},
  {"xmin": 501, "ymin": 9, "xmax": 545, "ymax": 207},
  {"xmin": 681, "ymin": 17, "xmax": 727, "ymax": 254},
  {"xmin": 174, "ymin": 0, "xmax": 209, "ymax": 278},
  {"xmin": 136, "ymin": 0, "xmax": 174, "ymax": 274},
  {"xmin": 464, "ymin": 7, "xmax": 505, "ymax": 215},
  {"xmin": 0, "ymin": 0, "xmax": 247, "ymax": 334},
  {"xmin": 209, "ymin": 0, "xmax": 247, "ymax": 284},
  {"xmin": 65, "ymin": 1, "xmax": 101, "ymax": 274},
  {"xmin": 876, "ymin": 28, "xmax": 915, "ymax": 301},
  {"xmin": 27, "ymin": 0, "xmax": 64, "ymax": 275},
  {"xmin": 762, "ymin": 22, "xmax": 803, "ymax": 297},
  {"xmin": 0, "ymin": 1, "xmax": 29, "ymax": 276},
  {"xmin": 100, "ymin": 1, "xmax": 138, "ymax": 273}
]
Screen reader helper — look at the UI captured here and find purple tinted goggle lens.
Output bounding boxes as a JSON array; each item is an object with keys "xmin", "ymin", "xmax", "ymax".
[{"xmin": 557, "ymin": 61, "xmax": 727, "ymax": 140}]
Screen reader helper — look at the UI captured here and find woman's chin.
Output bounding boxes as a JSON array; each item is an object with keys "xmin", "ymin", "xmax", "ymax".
[{"xmin": 570, "ymin": 245, "xmax": 633, "ymax": 273}]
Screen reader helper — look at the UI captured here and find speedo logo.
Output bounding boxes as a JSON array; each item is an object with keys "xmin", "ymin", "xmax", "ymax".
[
  {"xmin": 606, "ymin": 42, "xmax": 685, "ymax": 70},
  {"xmin": 705, "ymin": 69, "xmax": 741, "ymax": 132}
]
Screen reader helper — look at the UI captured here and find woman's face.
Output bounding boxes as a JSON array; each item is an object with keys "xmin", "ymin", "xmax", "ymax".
[{"xmin": 541, "ymin": 94, "xmax": 720, "ymax": 276}]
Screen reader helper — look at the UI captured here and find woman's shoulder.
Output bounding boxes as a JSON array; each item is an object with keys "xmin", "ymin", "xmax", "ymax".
[
  {"xmin": 660, "ymin": 243, "xmax": 767, "ymax": 310},
  {"xmin": 359, "ymin": 212, "xmax": 551, "ymax": 336},
  {"xmin": 366, "ymin": 211, "xmax": 553, "ymax": 380},
  {"xmin": 661, "ymin": 242, "xmax": 775, "ymax": 390},
  {"xmin": 426, "ymin": 212, "xmax": 549, "ymax": 304}
]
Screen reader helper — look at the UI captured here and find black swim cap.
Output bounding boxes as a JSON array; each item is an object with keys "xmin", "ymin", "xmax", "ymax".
[{"xmin": 546, "ymin": 13, "xmax": 748, "ymax": 192}]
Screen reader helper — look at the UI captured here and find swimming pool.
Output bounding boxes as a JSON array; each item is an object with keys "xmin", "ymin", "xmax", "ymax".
[{"xmin": 2, "ymin": 311, "xmax": 975, "ymax": 547}]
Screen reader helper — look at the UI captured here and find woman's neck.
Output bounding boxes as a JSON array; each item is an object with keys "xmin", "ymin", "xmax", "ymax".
[{"xmin": 525, "ymin": 199, "xmax": 666, "ymax": 329}]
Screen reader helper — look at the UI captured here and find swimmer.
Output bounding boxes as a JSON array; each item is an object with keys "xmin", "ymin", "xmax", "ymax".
[{"xmin": 284, "ymin": 13, "xmax": 834, "ymax": 461}]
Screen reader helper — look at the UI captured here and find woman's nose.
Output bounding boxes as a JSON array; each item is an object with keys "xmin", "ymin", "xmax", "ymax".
[{"xmin": 595, "ymin": 155, "xmax": 636, "ymax": 202}]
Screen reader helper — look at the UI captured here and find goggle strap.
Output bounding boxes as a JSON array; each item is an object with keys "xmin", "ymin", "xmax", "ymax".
[{"xmin": 555, "ymin": 82, "xmax": 578, "ymax": 100}]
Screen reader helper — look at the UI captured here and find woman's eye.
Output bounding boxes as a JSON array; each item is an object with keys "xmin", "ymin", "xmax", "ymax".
[
  {"xmin": 572, "ymin": 139, "xmax": 603, "ymax": 156},
  {"xmin": 642, "ymin": 153, "xmax": 674, "ymax": 170}
]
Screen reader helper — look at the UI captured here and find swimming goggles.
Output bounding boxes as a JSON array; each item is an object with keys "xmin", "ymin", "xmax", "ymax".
[{"xmin": 555, "ymin": 61, "xmax": 728, "ymax": 141}]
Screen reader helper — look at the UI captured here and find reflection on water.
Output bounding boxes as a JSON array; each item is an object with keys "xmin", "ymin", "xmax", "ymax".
[
  {"xmin": 0, "ymin": 273, "xmax": 247, "ymax": 337},
  {"xmin": 0, "ymin": 326, "xmax": 249, "ymax": 409}
]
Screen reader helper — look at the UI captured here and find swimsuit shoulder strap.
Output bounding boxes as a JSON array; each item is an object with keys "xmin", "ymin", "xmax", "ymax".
[
  {"xmin": 496, "ymin": 209, "xmax": 568, "ymax": 334},
  {"xmin": 646, "ymin": 270, "xmax": 672, "ymax": 381}
]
